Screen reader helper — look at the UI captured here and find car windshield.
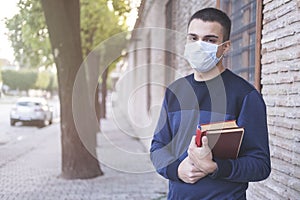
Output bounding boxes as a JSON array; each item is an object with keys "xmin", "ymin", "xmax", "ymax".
[{"xmin": 17, "ymin": 101, "xmax": 41, "ymax": 107}]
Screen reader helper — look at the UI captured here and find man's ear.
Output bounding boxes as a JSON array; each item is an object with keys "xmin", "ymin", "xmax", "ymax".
[{"xmin": 223, "ymin": 40, "xmax": 231, "ymax": 54}]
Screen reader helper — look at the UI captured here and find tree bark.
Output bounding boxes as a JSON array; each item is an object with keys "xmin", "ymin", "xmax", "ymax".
[
  {"xmin": 95, "ymin": 84, "xmax": 101, "ymax": 123},
  {"xmin": 100, "ymin": 68, "xmax": 108, "ymax": 119},
  {"xmin": 41, "ymin": 0, "xmax": 103, "ymax": 179}
]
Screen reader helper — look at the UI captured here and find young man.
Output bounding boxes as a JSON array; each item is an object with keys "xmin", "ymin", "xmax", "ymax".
[{"xmin": 150, "ymin": 8, "xmax": 271, "ymax": 199}]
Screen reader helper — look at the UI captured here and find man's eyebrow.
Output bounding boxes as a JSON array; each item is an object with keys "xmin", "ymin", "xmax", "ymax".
[
  {"xmin": 187, "ymin": 33, "xmax": 219, "ymax": 39},
  {"xmin": 187, "ymin": 33, "xmax": 198, "ymax": 36},
  {"xmin": 203, "ymin": 35, "xmax": 219, "ymax": 39}
]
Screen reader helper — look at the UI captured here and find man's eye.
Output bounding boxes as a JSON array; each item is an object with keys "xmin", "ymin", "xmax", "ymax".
[
  {"xmin": 187, "ymin": 35, "xmax": 198, "ymax": 41},
  {"xmin": 204, "ymin": 39, "xmax": 216, "ymax": 43}
]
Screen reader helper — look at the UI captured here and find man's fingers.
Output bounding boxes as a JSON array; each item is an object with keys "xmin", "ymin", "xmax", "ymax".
[
  {"xmin": 202, "ymin": 136, "xmax": 209, "ymax": 148},
  {"xmin": 185, "ymin": 170, "xmax": 207, "ymax": 184},
  {"xmin": 190, "ymin": 135, "xmax": 197, "ymax": 147},
  {"xmin": 188, "ymin": 136, "xmax": 198, "ymax": 156}
]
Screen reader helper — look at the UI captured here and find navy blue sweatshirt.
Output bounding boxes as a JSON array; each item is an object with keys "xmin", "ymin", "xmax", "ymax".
[{"xmin": 150, "ymin": 69, "xmax": 271, "ymax": 200}]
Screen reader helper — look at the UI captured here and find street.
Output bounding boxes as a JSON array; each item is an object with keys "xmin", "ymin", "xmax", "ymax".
[
  {"xmin": 0, "ymin": 96, "xmax": 168, "ymax": 200},
  {"xmin": 0, "ymin": 96, "xmax": 60, "ymax": 145}
]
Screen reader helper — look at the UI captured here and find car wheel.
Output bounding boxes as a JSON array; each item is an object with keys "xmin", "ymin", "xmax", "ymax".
[
  {"xmin": 48, "ymin": 113, "xmax": 53, "ymax": 125},
  {"xmin": 38, "ymin": 120, "xmax": 46, "ymax": 128},
  {"xmin": 10, "ymin": 119, "xmax": 16, "ymax": 126}
]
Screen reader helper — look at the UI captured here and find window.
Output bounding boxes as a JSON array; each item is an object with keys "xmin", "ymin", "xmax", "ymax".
[{"xmin": 217, "ymin": 0, "xmax": 262, "ymax": 91}]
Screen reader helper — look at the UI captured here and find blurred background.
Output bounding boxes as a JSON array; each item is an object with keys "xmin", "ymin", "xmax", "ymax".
[{"xmin": 0, "ymin": 0, "xmax": 299, "ymax": 200}]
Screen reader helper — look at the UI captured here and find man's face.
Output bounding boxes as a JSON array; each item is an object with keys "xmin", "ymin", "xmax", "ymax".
[{"xmin": 187, "ymin": 19, "xmax": 229, "ymax": 58}]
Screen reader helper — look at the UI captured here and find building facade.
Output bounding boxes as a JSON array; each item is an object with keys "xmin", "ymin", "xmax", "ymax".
[{"xmin": 114, "ymin": 0, "xmax": 300, "ymax": 198}]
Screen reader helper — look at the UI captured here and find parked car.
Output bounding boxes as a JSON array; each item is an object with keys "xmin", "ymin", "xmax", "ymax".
[{"xmin": 10, "ymin": 97, "xmax": 53, "ymax": 127}]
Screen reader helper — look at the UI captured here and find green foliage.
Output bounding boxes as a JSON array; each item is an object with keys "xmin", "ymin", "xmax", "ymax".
[
  {"xmin": 1, "ymin": 70, "xmax": 38, "ymax": 91},
  {"xmin": 5, "ymin": 0, "xmax": 131, "ymax": 96},
  {"xmin": 1, "ymin": 69, "xmax": 57, "ymax": 92},
  {"xmin": 80, "ymin": 0, "xmax": 129, "ymax": 57},
  {"xmin": 6, "ymin": 0, "xmax": 131, "ymax": 68},
  {"xmin": 111, "ymin": 0, "xmax": 131, "ymax": 27},
  {"xmin": 80, "ymin": 0, "xmax": 131, "ymax": 92},
  {"xmin": 5, "ymin": 0, "xmax": 53, "ymax": 68},
  {"xmin": 47, "ymin": 73, "xmax": 58, "ymax": 92},
  {"xmin": 35, "ymin": 71, "xmax": 50, "ymax": 90}
]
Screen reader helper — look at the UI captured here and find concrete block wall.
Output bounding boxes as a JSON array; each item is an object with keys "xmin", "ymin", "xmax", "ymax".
[
  {"xmin": 115, "ymin": 0, "xmax": 169, "ymax": 150},
  {"xmin": 172, "ymin": 0, "xmax": 216, "ymax": 76},
  {"xmin": 247, "ymin": 0, "xmax": 300, "ymax": 199},
  {"xmin": 119, "ymin": 0, "xmax": 300, "ymax": 198}
]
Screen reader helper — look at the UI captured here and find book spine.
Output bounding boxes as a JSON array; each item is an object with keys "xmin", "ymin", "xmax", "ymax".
[{"xmin": 195, "ymin": 125, "xmax": 206, "ymax": 147}]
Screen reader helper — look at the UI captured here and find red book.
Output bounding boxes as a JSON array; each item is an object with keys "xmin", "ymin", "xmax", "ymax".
[
  {"xmin": 195, "ymin": 125, "xmax": 206, "ymax": 147},
  {"xmin": 195, "ymin": 121, "xmax": 244, "ymax": 159}
]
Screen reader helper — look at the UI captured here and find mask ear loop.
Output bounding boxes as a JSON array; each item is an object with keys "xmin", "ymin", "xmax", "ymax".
[
  {"xmin": 217, "ymin": 41, "xmax": 230, "ymax": 59},
  {"xmin": 218, "ymin": 40, "xmax": 229, "ymax": 47}
]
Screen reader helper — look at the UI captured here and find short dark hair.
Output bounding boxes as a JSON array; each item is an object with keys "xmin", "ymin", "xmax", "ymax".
[{"xmin": 188, "ymin": 7, "xmax": 231, "ymax": 42}]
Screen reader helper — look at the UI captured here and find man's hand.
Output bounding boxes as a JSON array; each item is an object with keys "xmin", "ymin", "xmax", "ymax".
[
  {"xmin": 178, "ymin": 157, "xmax": 206, "ymax": 184},
  {"xmin": 188, "ymin": 136, "xmax": 217, "ymax": 175}
]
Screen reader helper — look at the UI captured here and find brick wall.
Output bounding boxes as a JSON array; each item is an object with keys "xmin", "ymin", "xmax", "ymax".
[
  {"xmin": 247, "ymin": 0, "xmax": 300, "ymax": 199},
  {"xmin": 168, "ymin": 1, "xmax": 300, "ymax": 198}
]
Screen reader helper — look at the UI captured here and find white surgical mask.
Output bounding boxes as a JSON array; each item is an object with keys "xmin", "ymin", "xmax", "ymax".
[{"xmin": 184, "ymin": 41, "xmax": 224, "ymax": 73}]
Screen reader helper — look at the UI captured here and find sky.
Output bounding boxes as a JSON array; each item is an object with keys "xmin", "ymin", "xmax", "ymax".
[
  {"xmin": 126, "ymin": 0, "xmax": 141, "ymax": 30},
  {"xmin": 0, "ymin": 0, "xmax": 19, "ymax": 64}
]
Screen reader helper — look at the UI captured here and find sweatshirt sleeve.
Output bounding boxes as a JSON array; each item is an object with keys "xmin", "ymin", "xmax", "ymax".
[
  {"xmin": 150, "ymin": 91, "xmax": 182, "ymax": 182},
  {"xmin": 211, "ymin": 90, "xmax": 271, "ymax": 182}
]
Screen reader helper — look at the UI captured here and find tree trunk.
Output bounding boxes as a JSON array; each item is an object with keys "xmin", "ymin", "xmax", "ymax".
[
  {"xmin": 41, "ymin": 0, "xmax": 103, "ymax": 179},
  {"xmin": 95, "ymin": 84, "xmax": 101, "ymax": 123},
  {"xmin": 82, "ymin": 30, "xmax": 101, "ymax": 124},
  {"xmin": 100, "ymin": 68, "xmax": 108, "ymax": 119}
]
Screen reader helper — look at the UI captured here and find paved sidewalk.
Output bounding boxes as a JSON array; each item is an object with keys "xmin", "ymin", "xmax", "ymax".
[{"xmin": 0, "ymin": 113, "xmax": 168, "ymax": 199}]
